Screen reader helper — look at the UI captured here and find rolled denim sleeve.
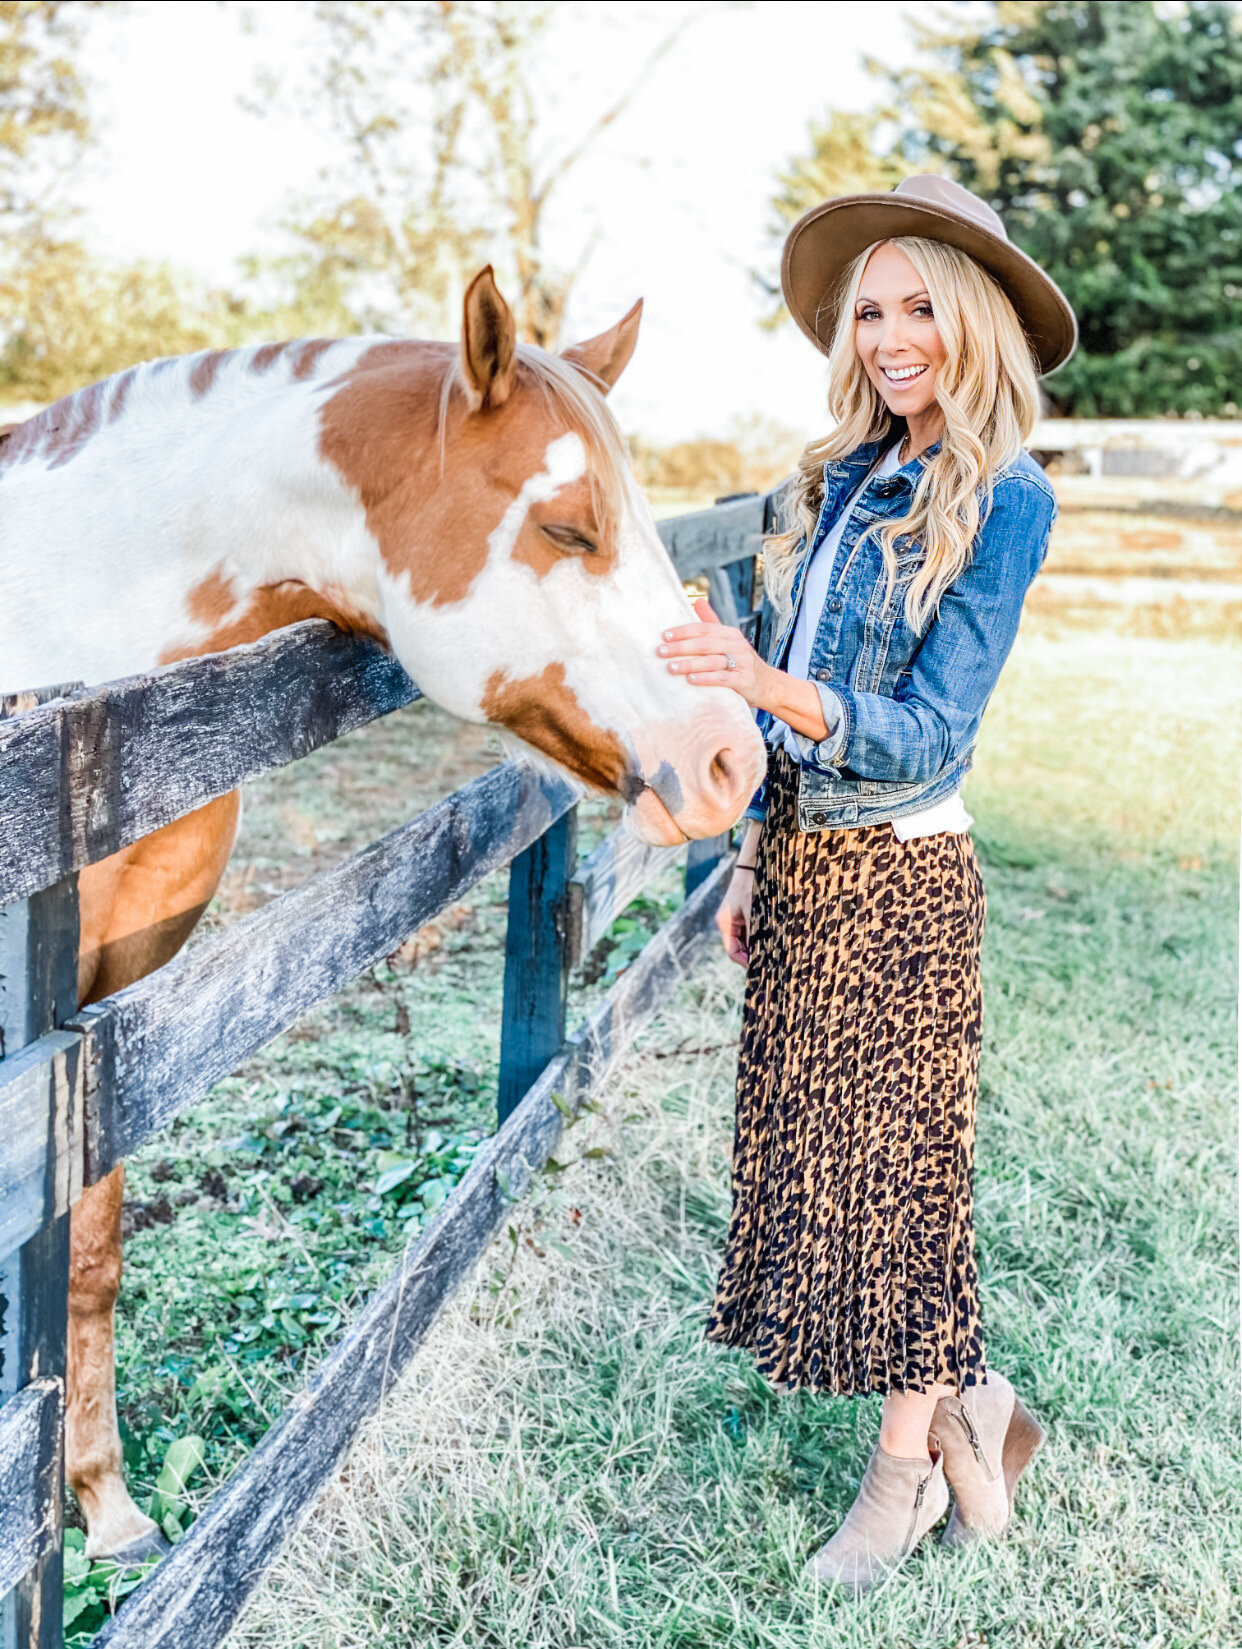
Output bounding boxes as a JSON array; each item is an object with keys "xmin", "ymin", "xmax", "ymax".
[
  {"xmin": 784, "ymin": 681, "xmax": 850, "ymax": 772},
  {"xmin": 802, "ymin": 475, "xmax": 1056, "ymax": 784}
]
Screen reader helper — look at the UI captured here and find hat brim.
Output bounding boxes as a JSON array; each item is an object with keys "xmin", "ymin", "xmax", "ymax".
[{"xmin": 781, "ymin": 192, "xmax": 1077, "ymax": 376}]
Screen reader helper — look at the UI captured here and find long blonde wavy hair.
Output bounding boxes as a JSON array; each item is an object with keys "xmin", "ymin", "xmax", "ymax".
[{"xmin": 765, "ymin": 236, "xmax": 1041, "ymax": 633}]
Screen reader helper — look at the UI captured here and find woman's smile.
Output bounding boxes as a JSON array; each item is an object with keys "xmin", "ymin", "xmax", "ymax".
[{"xmin": 880, "ymin": 362, "xmax": 929, "ymax": 384}]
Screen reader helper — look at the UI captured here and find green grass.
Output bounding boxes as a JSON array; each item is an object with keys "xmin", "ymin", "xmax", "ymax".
[{"xmin": 219, "ymin": 627, "xmax": 1240, "ymax": 1649}]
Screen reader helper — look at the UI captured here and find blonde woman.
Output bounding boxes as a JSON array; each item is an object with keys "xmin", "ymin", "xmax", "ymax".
[{"xmin": 657, "ymin": 175, "xmax": 1077, "ymax": 1593}]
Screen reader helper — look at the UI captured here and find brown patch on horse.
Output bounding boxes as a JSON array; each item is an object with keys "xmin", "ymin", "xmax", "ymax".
[
  {"xmin": 108, "ymin": 367, "xmax": 138, "ymax": 423},
  {"xmin": 185, "ymin": 565, "xmax": 238, "ymax": 627},
  {"xmin": 163, "ymin": 574, "xmax": 387, "ymax": 664},
  {"xmin": 481, "ymin": 662, "xmax": 632, "ymax": 794},
  {"xmin": 250, "ymin": 342, "xmax": 288, "ymax": 374},
  {"xmin": 291, "ymin": 339, "xmax": 336, "ymax": 379},
  {"xmin": 189, "ymin": 349, "xmax": 230, "ymax": 398},
  {"xmin": 318, "ymin": 341, "xmax": 494, "ymax": 606},
  {"xmin": 0, "ymin": 380, "xmax": 111, "ymax": 471}
]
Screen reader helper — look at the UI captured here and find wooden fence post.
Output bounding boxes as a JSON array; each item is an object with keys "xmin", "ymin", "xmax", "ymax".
[
  {"xmin": 0, "ymin": 876, "xmax": 78, "ymax": 1649},
  {"xmin": 705, "ymin": 493, "xmax": 758, "ymax": 629},
  {"xmin": 497, "ymin": 808, "xmax": 577, "ymax": 1123},
  {"xmin": 1, "ymin": 683, "xmax": 83, "ymax": 1649}
]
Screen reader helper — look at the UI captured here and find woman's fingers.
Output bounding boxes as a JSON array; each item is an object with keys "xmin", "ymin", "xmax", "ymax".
[
  {"xmin": 664, "ymin": 653, "xmax": 733, "ymax": 676},
  {"xmin": 659, "ymin": 629, "xmax": 736, "ymax": 654},
  {"xmin": 659, "ymin": 639, "xmax": 740, "ymax": 661},
  {"xmin": 685, "ymin": 668, "xmax": 748, "ymax": 686}
]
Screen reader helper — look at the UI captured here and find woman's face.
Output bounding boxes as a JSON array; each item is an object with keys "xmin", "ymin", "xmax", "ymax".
[{"xmin": 853, "ymin": 243, "xmax": 946, "ymax": 422}]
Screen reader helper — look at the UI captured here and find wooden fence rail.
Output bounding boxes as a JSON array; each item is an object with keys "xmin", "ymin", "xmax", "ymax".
[{"xmin": 0, "ymin": 487, "xmax": 775, "ymax": 1649}]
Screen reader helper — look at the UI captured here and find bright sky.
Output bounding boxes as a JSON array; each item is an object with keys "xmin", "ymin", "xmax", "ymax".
[{"xmin": 74, "ymin": 0, "xmax": 918, "ymax": 442}]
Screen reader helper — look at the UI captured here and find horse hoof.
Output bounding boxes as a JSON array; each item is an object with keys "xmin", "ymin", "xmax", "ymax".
[{"xmin": 107, "ymin": 1528, "xmax": 171, "ymax": 1568}]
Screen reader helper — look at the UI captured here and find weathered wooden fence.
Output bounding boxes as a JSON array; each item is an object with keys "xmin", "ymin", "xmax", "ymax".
[{"xmin": 0, "ymin": 490, "xmax": 775, "ymax": 1649}]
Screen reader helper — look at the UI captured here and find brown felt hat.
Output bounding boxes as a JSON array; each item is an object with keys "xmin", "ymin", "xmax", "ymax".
[{"xmin": 781, "ymin": 173, "xmax": 1077, "ymax": 376}]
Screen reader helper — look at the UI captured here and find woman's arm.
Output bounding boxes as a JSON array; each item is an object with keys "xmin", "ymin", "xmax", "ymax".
[{"xmin": 657, "ymin": 604, "xmax": 829, "ymax": 736}]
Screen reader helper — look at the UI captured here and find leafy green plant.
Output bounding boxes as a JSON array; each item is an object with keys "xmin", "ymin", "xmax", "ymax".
[
  {"xmin": 63, "ymin": 1433, "xmax": 203, "ymax": 1642},
  {"xmin": 63, "ymin": 1528, "xmax": 158, "ymax": 1643}
]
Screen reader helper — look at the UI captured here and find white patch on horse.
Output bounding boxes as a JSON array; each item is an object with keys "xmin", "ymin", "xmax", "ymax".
[{"xmin": 487, "ymin": 433, "xmax": 588, "ymax": 560}]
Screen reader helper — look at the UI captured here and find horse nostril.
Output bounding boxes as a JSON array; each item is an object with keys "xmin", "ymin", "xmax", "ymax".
[{"xmin": 710, "ymin": 748, "xmax": 735, "ymax": 790}]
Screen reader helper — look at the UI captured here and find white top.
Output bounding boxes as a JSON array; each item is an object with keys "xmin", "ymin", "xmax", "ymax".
[{"xmin": 772, "ymin": 440, "xmax": 972, "ymax": 842}]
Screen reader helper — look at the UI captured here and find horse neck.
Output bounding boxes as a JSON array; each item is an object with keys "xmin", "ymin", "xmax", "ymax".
[{"xmin": 1, "ymin": 339, "xmax": 452, "ymax": 687}]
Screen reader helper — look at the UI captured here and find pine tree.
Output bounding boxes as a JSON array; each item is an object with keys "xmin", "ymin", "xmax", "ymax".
[{"xmin": 768, "ymin": 1, "xmax": 1242, "ymax": 417}]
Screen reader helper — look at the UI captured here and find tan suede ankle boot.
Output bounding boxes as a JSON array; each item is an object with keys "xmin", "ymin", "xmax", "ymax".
[
  {"xmin": 929, "ymin": 1370, "xmax": 1045, "ymax": 1548},
  {"xmin": 806, "ymin": 1443, "xmax": 949, "ymax": 1596}
]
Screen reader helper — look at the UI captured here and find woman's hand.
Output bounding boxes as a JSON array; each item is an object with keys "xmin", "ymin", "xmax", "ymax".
[
  {"xmin": 716, "ymin": 864, "xmax": 754, "ymax": 966},
  {"xmin": 658, "ymin": 599, "xmax": 771, "ymax": 708},
  {"xmin": 659, "ymin": 599, "xmax": 831, "ymax": 742},
  {"xmin": 716, "ymin": 819, "xmax": 762, "ymax": 967}
]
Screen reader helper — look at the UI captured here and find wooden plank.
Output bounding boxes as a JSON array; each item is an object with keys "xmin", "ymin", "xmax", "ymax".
[
  {"xmin": 0, "ymin": 622, "xmax": 419, "ymax": 906},
  {"xmin": 566, "ymin": 829, "xmax": 684, "ymax": 969},
  {"xmin": 0, "ymin": 1383, "xmax": 61, "ymax": 1600},
  {"xmin": 497, "ymin": 809, "xmax": 577, "ymax": 1123},
  {"xmin": 0, "ymin": 875, "xmax": 78, "ymax": 1649},
  {"xmin": 94, "ymin": 854, "xmax": 733, "ymax": 1649},
  {"xmin": 657, "ymin": 494, "xmax": 767, "ymax": 581},
  {"xmin": 0, "ymin": 1034, "xmax": 85, "ymax": 1262},
  {"xmin": 72, "ymin": 762, "xmax": 575, "ymax": 1181}
]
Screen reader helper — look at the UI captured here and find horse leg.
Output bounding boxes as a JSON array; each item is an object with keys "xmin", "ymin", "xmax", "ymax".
[
  {"xmin": 67, "ymin": 1165, "xmax": 160, "ymax": 1558},
  {"xmin": 70, "ymin": 792, "xmax": 241, "ymax": 1559}
]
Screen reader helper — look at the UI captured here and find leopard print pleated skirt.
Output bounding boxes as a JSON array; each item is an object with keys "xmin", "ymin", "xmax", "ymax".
[{"xmin": 705, "ymin": 751, "xmax": 987, "ymax": 1396}]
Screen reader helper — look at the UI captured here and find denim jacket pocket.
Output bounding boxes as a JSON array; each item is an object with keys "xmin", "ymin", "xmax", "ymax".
[{"xmin": 856, "ymin": 543, "xmax": 924, "ymax": 695}]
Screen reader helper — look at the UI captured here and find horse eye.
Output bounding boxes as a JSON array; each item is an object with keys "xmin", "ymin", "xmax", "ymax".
[{"xmin": 541, "ymin": 524, "xmax": 597, "ymax": 555}]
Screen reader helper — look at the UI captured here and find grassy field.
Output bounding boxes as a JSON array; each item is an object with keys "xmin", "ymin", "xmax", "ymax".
[{"xmin": 203, "ymin": 618, "xmax": 1239, "ymax": 1646}]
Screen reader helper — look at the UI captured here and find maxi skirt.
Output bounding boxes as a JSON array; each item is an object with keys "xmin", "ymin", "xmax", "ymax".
[{"xmin": 705, "ymin": 751, "xmax": 988, "ymax": 1396}]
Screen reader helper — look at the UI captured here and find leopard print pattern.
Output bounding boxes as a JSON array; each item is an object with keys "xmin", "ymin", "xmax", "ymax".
[{"xmin": 705, "ymin": 751, "xmax": 987, "ymax": 1396}]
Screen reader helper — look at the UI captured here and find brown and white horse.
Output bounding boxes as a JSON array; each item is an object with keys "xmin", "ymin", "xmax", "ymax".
[{"xmin": 0, "ymin": 268, "xmax": 765, "ymax": 1560}]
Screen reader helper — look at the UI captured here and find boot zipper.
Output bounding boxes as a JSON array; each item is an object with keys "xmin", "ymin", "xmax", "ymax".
[
  {"xmin": 957, "ymin": 1404, "xmax": 985, "ymax": 1466},
  {"xmin": 902, "ymin": 1471, "xmax": 930, "ymax": 1554}
]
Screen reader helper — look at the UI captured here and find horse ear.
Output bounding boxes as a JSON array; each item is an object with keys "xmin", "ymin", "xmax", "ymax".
[
  {"xmin": 461, "ymin": 266, "xmax": 517, "ymax": 411},
  {"xmin": 561, "ymin": 298, "xmax": 643, "ymax": 394}
]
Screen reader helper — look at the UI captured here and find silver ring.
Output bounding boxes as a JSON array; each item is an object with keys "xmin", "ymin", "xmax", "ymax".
[{"xmin": 725, "ymin": 653, "xmax": 736, "ymax": 671}]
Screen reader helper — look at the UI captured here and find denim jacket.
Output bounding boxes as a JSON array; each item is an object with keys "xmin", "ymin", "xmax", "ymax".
[{"xmin": 746, "ymin": 438, "xmax": 1057, "ymax": 831}]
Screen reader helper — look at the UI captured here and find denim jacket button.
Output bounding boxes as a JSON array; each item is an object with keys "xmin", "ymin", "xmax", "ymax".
[
  {"xmin": 829, "ymin": 598, "xmax": 843, "ymax": 613},
  {"xmin": 816, "ymin": 667, "xmax": 832, "ymax": 682}
]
